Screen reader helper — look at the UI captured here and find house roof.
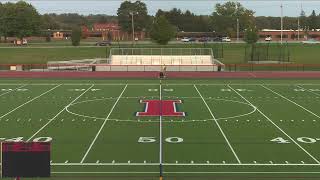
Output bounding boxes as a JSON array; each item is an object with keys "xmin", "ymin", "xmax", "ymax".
[{"xmin": 93, "ymin": 23, "xmax": 120, "ymax": 30}]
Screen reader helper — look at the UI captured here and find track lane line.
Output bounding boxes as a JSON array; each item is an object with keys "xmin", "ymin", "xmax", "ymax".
[
  {"xmin": 228, "ymin": 85, "xmax": 320, "ymax": 164},
  {"xmin": 194, "ymin": 84, "xmax": 241, "ymax": 164},
  {"xmin": 80, "ymin": 84, "xmax": 128, "ymax": 163}
]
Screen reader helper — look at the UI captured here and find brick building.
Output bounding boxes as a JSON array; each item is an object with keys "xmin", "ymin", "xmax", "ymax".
[
  {"xmin": 259, "ymin": 29, "xmax": 320, "ymax": 41},
  {"xmin": 87, "ymin": 23, "xmax": 145, "ymax": 41}
]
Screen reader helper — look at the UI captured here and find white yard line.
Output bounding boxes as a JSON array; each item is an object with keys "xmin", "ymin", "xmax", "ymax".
[
  {"xmin": 194, "ymin": 85, "xmax": 241, "ymax": 164},
  {"xmin": 0, "ymin": 84, "xmax": 27, "ymax": 97},
  {"xmin": 261, "ymin": 85, "xmax": 320, "ymax": 119},
  {"xmin": 27, "ymin": 84, "xmax": 95, "ymax": 142},
  {"xmin": 80, "ymin": 84, "xmax": 128, "ymax": 163},
  {"xmin": 228, "ymin": 85, "xmax": 320, "ymax": 164},
  {"xmin": 0, "ymin": 84, "xmax": 61, "ymax": 119},
  {"xmin": 159, "ymin": 83, "xmax": 163, "ymax": 167}
]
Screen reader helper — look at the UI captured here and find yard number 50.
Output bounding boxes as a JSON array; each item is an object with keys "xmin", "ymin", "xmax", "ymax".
[{"xmin": 138, "ymin": 137, "xmax": 183, "ymax": 143}]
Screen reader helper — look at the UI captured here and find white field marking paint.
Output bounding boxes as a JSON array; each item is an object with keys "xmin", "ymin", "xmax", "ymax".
[
  {"xmin": 0, "ymin": 162, "xmax": 316, "ymax": 166},
  {"xmin": 80, "ymin": 84, "xmax": 128, "ymax": 163},
  {"xmin": 3, "ymin": 83, "xmax": 320, "ymax": 86},
  {"xmin": 159, "ymin": 83, "xmax": 163, "ymax": 167},
  {"xmin": 0, "ymin": 85, "xmax": 61, "ymax": 119},
  {"xmin": 296, "ymin": 85, "xmax": 320, "ymax": 97},
  {"xmin": 261, "ymin": 85, "xmax": 320, "ymax": 119},
  {"xmin": 66, "ymin": 97, "xmax": 256, "ymax": 123},
  {"xmin": 0, "ymin": 84, "xmax": 27, "ymax": 97},
  {"xmin": 49, "ymin": 163, "xmax": 320, "ymax": 166},
  {"xmin": 27, "ymin": 85, "xmax": 95, "ymax": 141},
  {"xmin": 194, "ymin": 85, "xmax": 241, "ymax": 164},
  {"xmin": 50, "ymin": 171, "xmax": 320, "ymax": 174},
  {"xmin": 228, "ymin": 85, "xmax": 320, "ymax": 164}
]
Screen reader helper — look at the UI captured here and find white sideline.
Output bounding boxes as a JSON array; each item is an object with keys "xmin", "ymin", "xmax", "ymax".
[
  {"xmin": 194, "ymin": 85, "xmax": 241, "ymax": 164},
  {"xmin": 2, "ymin": 83, "xmax": 320, "ymax": 86},
  {"xmin": 262, "ymin": 85, "xmax": 320, "ymax": 119},
  {"xmin": 228, "ymin": 85, "xmax": 320, "ymax": 164},
  {"xmin": 80, "ymin": 84, "xmax": 128, "ymax": 163},
  {"xmin": 27, "ymin": 84, "xmax": 95, "ymax": 141},
  {"xmin": 0, "ymin": 84, "xmax": 61, "ymax": 119},
  {"xmin": 0, "ymin": 84, "xmax": 27, "ymax": 97},
  {"xmin": 50, "ymin": 171, "xmax": 320, "ymax": 174},
  {"xmin": 49, "ymin": 162, "xmax": 320, "ymax": 166}
]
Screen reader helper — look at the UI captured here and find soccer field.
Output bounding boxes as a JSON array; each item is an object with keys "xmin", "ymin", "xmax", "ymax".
[{"xmin": 1, "ymin": 79, "xmax": 320, "ymax": 180}]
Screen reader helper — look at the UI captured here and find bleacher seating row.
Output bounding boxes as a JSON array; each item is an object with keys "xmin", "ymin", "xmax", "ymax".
[{"xmin": 110, "ymin": 55, "xmax": 213, "ymax": 65}]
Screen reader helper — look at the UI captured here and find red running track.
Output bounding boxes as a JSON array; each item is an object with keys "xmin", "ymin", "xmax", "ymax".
[{"xmin": 1, "ymin": 71, "xmax": 320, "ymax": 79}]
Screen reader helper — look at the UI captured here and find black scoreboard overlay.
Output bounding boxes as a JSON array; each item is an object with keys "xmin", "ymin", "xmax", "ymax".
[{"xmin": 1, "ymin": 142, "xmax": 51, "ymax": 178}]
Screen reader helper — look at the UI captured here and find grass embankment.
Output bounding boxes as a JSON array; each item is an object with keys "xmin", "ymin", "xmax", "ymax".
[{"xmin": 0, "ymin": 43, "xmax": 319, "ymax": 64}]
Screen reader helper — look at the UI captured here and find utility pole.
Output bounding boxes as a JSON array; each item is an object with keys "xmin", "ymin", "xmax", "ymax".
[
  {"xmin": 297, "ymin": 3, "xmax": 302, "ymax": 41},
  {"xmin": 236, "ymin": 3, "xmax": 239, "ymax": 42},
  {"xmin": 130, "ymin": 12, "xmax": 135, "ymax": 46},
  {"xmin": 280, "ymin": 4, "xmax": 283, "ymax": 44}
]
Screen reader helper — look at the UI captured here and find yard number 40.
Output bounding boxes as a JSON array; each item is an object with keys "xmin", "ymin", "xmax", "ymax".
[
  {"xmin": 138, "ymin": 137, "xmax": 183, "ymax": 143},
  {"xmin": 270, "ymin": 137, "xmax": 318, "ymax": 144}
]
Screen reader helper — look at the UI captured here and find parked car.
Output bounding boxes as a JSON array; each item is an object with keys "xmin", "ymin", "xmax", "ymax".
[
  {"xmin": 189, "ymin": 37, "xmax": 196, "ymax": 42},
  {"xmin": 13, "ymin": 39, "xmax": 28, "ymax": 46},
  {"xmin": 211, "ymin": 37, "xmax": 222, "ymax": 42},
  {"xmin": 95, "ymin": 40, "xmax": 111, "ymax": 46},
  {"xmin": 198, "ymin": 37, "xmax": 209, "ymax": 42},
  {"xmin": 265, "ymin": 36, "xmax": 272, "ymax": 41},
  {"xmin": 302, "ymin": 39, "xmax": 320, "ymax": 44},
  {"xmin": 221, "ymin": 37, "xmax": 231, "ymax": 42},
  {"xmin": 181, "ymin": 37, "xmax": 190, "ymax": 42}
]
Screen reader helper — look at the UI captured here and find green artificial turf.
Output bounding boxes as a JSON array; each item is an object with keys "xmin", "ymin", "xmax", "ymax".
[{"xmin": 0, "ymin": 79, "xmax": 320, "ymax": 180}]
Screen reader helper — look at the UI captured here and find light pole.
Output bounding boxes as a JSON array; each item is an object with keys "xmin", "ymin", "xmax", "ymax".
[
  {"xmin": 129, "ymin": 11, "xmax": 138, "ymax": 46},
  {"xmin": 236, "ymin": 3, "xmax": 239, "ymax": 42},
  {"xmin": 280, "ymin": 3, "xmax": 283, "ymax": 44}
]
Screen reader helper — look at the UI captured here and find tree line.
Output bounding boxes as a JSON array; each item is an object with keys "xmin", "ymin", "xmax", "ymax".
[{"xmin": 1, "ymin": 1, "xmax": 320, "ymax": 44}]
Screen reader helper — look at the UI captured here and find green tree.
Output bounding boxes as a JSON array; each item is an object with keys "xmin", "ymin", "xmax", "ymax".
[
  {"xmin": 0, "ymin": 2, "xmax": 16, "ymax": 42},
  {"xmin": 40, "ymin": 14, "xmax": 60, "ymax": 30},
  {"xmin": 71, "ymin": 27, "xmax": 81, "ymax": 46},
  {"xmin": 244, "ymin": 26, "xmax": 258, "ymax": 44},
  {"xmin": 211, "ymin": 1, "xmax": 255, "ymax": 36},
  {"xmin": 155, "ymin": 8, "xmax": 212, "ymax": 32},
  {"xmin": 0, "ymin": 2, "xmax": 4, "ymax": 42},
  {"xmin": 12, "ymin": 1, "xmax": 41, "ymax": 40},
  {"xmin": 308, "ymin": 10, "xmax": 318, "ymax": 30},
  {"xmin": 117, "ymin": 1, "xmax": 148, "ymax": 33},
  {"xmin": 150, "ymin": 16, "xmax": 176, "ymax": 45}
]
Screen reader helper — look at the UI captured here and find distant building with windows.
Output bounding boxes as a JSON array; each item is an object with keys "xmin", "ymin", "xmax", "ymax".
[
  {"xmin": 259, "ymin": 29, "xmax": 320, "ymax": 41},
  {"xmin": 85, "ymin": 22, "xmax": 145, "ymax": 41}
]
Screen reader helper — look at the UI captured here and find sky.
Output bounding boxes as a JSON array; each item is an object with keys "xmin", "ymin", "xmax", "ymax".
[{"xmin": 0, "ymin": 0, "xmax": 319, "ymax": 17}]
